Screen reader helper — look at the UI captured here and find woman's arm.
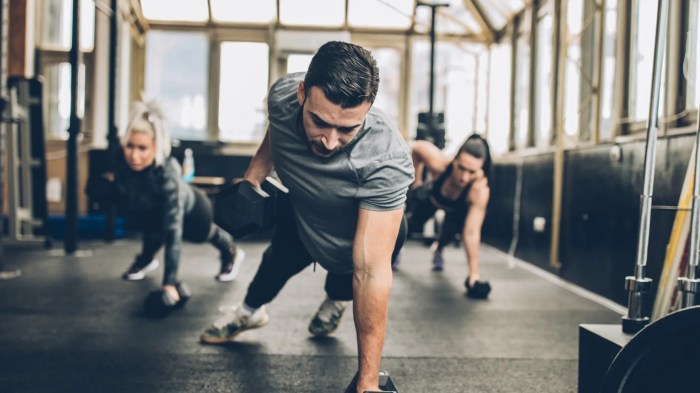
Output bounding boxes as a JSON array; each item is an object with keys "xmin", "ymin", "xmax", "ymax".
[
  {"xmin": 462, "ymin": 178, "xmax": 490, "ymax": 281},
  {"xmin": 410, "ymin": 140, "xmax": 451, "ymax": 187}
]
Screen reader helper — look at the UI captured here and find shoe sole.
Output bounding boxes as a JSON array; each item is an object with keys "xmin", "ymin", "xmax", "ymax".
[
  {"xmin": 216, "ymin": 249, "xmax": 245, "ymax": 282},
  {"xmin": 123, "ymin": 259, "xmax": 159, "ymax": 281},
  {"xmin": 199, "ymin": 314, "xmax": 269, "ymax": 344}
]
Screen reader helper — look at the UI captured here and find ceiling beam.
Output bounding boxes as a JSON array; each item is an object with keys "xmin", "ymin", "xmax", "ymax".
[{"xmin": 465, "ymin": 0, "xmax": 495, "ymax": 42}]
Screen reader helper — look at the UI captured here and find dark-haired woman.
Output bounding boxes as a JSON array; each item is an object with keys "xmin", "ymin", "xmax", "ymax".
[{"xmin": 398, "ymin": 134, "xmax": 492, "ymax": 299}]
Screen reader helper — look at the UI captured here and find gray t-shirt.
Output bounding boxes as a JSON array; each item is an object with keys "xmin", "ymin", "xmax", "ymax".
[{"xmin": 267, "ymin": 72, "xmax": 414, "ymax": 274}]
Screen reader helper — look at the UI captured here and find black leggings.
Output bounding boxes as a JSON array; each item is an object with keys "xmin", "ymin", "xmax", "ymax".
[
  {"xmin": 244, "ymin": 196, "xmax": 406, "ymax": 308},
  {"xmin": 407, "ymin": 197, "xmax": 465, "ymax": 251}
]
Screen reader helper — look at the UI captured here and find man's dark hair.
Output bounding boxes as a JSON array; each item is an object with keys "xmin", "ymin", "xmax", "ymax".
[
  {"xmin": 457, "ymin": 134, "xmax": 493, "ymax": 182},
  {"xmin": 304, "ymin": 41, "xmax": 380, "ymax": 108}
]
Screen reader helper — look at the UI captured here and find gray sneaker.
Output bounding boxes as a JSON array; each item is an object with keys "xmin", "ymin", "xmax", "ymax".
[
  {"xmin": 432, "ymin": 251, "xmax": 444, "ymax": 271},
  {"xmin": 308, "ymin": 297, "xmax": 347, "ymax": 336},
  {"xmin": 200, "ymin": 304, "xmax": 269, "ymax": 344},
  {"xmin": 122, "ymin": 257, "xmax": 159, "ymax": 281}
]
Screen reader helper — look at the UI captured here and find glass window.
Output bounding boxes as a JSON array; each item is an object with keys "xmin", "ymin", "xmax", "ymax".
[
  {"xmin": 348, "ymin": 0, "xmax": 413, "ymax": 29},
  {"xmin": 562, "ymin": 0, "xmax": 583, "ymax": 141},
  {"xmin": 43, "ymin": 62, "xmax": 85, "ymax": 139},
  {"xmin": 475, "ymin": 49, "xmax": 489, "ymax": 133},
  {"xmin": 286, "ymin": 54, "xmax": 313, "ymax": 74},
  {"xmin": 210, "ymin": 0, "xmax": 276, "ymax": 23},
  {"xmin": 140, "ymin": 0, "xmax": 208, "ymax": 22},
  {"xmin": 479, "ymin": 0, "xmax": 526, "ymax": 31},
  {"xmin": 685, "ymin": 0, "xmax": 700, "ymax": 112},
  {"xmin": 513, "ymin": 32, "xmax": 530, "ymax": 149},
  {"xmin": 39, "ymin": 0, "xmax": 95, "ymax": 51},
  {"xmin": 599, "ymin": 0, "xmax": 618, "ymax": 141},
  {"xmin": 218, "ymin": 42, "xmax": 270, "ymax": 142},
  {"xmin": 366, "ymin": 47, "xmax": 402, "ymax": 130},
  {"xmin": 414, "ymin": 0, "xmax": 481, "ymax": 35},
  {"xmin": 279, "ymin": 0, "xmax": 344, "ymax": 27},
  {"xmin": 629, "ymin": 0, "xmax": 660, "ymax": 121},
  {"xmin": 117, "ymin": 21, "xmax": 132, "ymax": 133},
  {"xmin": 487, "ymin": 42, "xmax": 512, "ymax": 156},
  {"xmin": 534, "ymin": 13, "xmax": 553, "ymax": 147},
  {"xmin": 144, "ymin": 31, "xmax": 209, "ymax": 141}
]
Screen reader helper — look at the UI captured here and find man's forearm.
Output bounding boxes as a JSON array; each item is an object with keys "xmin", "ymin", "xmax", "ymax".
[{"xmin": 353, "ymin": 265, "xmax": 392, "ymax": 391}]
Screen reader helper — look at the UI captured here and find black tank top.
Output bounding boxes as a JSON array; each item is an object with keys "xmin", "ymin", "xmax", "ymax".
[{"xmin": 429, "ymin": 163, "xmax": 471, "ymax": 213}]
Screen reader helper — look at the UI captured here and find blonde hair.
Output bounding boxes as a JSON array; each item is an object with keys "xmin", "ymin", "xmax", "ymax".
[{"xmin": 121, "ymin": 100, "xmax": 171, "ymax": 166}]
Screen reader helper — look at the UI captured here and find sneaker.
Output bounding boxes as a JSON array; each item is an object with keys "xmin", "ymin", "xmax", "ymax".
[
  {"xmin": 465, "ymin": 276, "xmax": 492, "ymax": 299},
  {"xmin": 200, "ymin": 304, "xmax": 269, "ymax": 344},
  {"xmin": 216, "ymin": 246, "xmax": 245, "ymax": 282},
  {"xmin": 308, "ymin": 297, "xmax": 347, "ymax": 336},
  {"xmin": 432, "ymin": 251, "xmax": 444, "ymax": 271},
  {"xmin": 122, "ymin": 257, "xmax": 159, "ymax": 280}
]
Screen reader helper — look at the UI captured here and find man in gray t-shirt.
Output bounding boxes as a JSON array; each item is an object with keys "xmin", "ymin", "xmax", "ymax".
[{"xmin": 200, "ymin": 41, "xmax": 413, "ymax": 393}]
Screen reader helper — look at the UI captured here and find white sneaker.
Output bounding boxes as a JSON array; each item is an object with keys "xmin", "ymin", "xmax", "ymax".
[
  {"xmin": 200, "ymin": 304, "xmax": 269, "ymax": 344},
  {"xmin": 216, "ymin": 247, "xmax": 245, "ymax": 282},
  {"xmin": 308, "ymin": 297, "xmax": 347, "ymax": 336},
  {"xmin": 122, "ymin": 258, "xmax": 159, "ymax": 281}
]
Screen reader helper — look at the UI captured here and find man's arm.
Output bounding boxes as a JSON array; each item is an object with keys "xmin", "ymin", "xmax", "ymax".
[
  {"xmin": 243, "ymin": 129, "xmax": 274, "ymax": 187},
  {"xmin": 352, "ymin": 208, "xmax": 403, "ymax": 393},
  {"xmin": 462, "ymin": 179, "xmax": 490, "ymax": 281}
]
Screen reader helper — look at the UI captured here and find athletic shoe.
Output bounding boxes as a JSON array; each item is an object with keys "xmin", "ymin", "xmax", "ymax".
[
  {"xmin": 122, "ymin": 257, "xmax": 159, "ymax": 281},
  {"xmin": 308, "ymin": 297, "xmax": 347, "ymax": 336},
  {"xmin": 465, "ymin": 276, "xmax": 492, "ymax": 299},
  {"xmin": 432, "ymin": 251, "xmax": 444, "ymax": 271},
  {"xmin": 216, "ymin": 246, "xmax": 245, "ymax": 282},
  {"xmin": 200, "ymin": 304, "xmax": 269, "ymax": 344}
]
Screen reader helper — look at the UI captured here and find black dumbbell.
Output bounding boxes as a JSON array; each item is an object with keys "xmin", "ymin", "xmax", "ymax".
[
  {"xmin": 143, "ymin": 282, "xmax": 192, "ymax": 317},
  {"xmin": 344, "ymin": 370, "xmax": 398, "ymax": 393},
  {"xmin": 214, "ymin": 176, "xmax": 289, "ymax": 239}
]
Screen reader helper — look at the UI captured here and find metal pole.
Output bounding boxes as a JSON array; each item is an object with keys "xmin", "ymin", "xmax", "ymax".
[
  {"xmin": 0, "ymin": 0, "xmax": 7, "ymax": 260},
  {"xmin": 622, "ymin": 0, "xmax": 669, "ymax": 334},
  {"xmin": 679, "ymin": 118, "xmax": 700, "ymax": 308},
  {"xmin": 104, "ymin": 0, "xmax": 118, "ymax": 242},
  {"xmin": 65, "ymin": 0, "xmax": 83, "ymax": 254}
]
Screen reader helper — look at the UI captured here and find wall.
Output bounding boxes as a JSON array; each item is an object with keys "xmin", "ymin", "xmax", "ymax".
[{"xmin": 483, "ymin": 133, "xmax": 694, "ymax": 308}]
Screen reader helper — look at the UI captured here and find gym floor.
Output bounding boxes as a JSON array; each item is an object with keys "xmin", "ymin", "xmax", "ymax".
[{"xmin": 0, "ymin": 239, "xmax": 621, "ymax": 392}]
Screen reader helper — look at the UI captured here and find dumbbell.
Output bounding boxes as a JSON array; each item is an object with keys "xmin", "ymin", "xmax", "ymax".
[
  {"xmin": 143, "ymin": 282, "xmax": 191, "ymax": 317},
  {"xmin": 214, "ymin": 176, "xmax": 289, "ymax": 239},
  {"xmin": 344, "ymin": 370, "xmax": 398, "ymax": 393}
]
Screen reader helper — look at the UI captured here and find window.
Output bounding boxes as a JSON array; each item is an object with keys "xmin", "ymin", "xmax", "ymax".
[
  {"xmin": 348, "ymin": 0, "xmax": 413, "ymax": 29},
  {"xmin": 218, "ymin": 42, "xmax": 270, "ymax": 142},
  {"xmin": 144, "ymin": 31, "xmax": 209, "ymax": 140},
  {"xmin": 534, "ymin": 13, "xmax": 553, "ymax": 147},
  {"xmin": 286, "ymin": 54, "xmax": 313, "ymax": 74},
  {"xmin": 562, "ymin": 0, "xmax": 583, "ymax": 142},
  {"xmin": 364, "ymin": 46, "xmax": 402, "ymax": 131},
  {"xmin": 686, "ymin": 0, "xmax": 700, "ymax": 113},
  {"xmin": 279, "ymin": 0, "xmax": 344, "ymax": 27},
  {"xmin": 410, "ymin": 40, "xmax": 479, "ymax": 154},
  {"xmin": 39, "ymin": 0, "xmax": 95, "ymax": 51},
  {"xmin": 210, "ymin": 0, "xmax": 276, "ymax": 24},
  {"xmin": 513, "ymin": 15, "xmax": 531, "ymax": 150},
  {"xmin": 629, "ymin": 0, "xmax": 660, "ymax": 122},
  {"xmin": 140, "ymin": 0, "xmax": 208, "ymax": 23},
  {"xmin": 487, "ymin": 42, "xmax": 512, "ymax": 156},
  {"xmin": 599, "ymin": 0, "xmax": 618, "ymax": 141},
  {"xmin": 43, "ymin": 62, "xmax": 85, "ymax": 139}
]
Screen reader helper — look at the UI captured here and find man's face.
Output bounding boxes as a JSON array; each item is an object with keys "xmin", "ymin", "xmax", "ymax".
[{"xmin": 297, "ymin": 82, "xmax": 371, "ymax": 158}]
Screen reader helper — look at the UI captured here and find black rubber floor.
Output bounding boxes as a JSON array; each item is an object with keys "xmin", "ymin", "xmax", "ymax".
[{"xmin": 0, "ymin": 239, "xmax": 621, "ymax": 392}]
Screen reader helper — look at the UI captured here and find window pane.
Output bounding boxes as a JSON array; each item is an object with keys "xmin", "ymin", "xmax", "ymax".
[
  {"xmin": 39, "ymin": 0, "xmax": 95, "ymax": 51},
  {"xmin": 43, "ymin": 62, "xmax": 85, "ymax": 139},
  {"xmin": 685, "ymin": 0, "xmax": 700, "ymax": 112},
  {"xmin": 279, "ymin": 0, "xmax": 344, "ymax": 27},
  {"xmin": 141, "ymin": 0, "xmax": 208, "ymax": 22},
  {"xmin": 514, "ymin": 33, "xmax": 530, "ymax": 149},
  {"xmin": 144, "ymin": 31, "xmax": 209, "ymax": 141},
  {"xmin": 210, "ymin": 0, "xmax": 276, "ymax": 23},
  {"xmin": 630, "ymin": 0, "xmax": 659, "ymax": 120},
  {"xmin": 218, "ymin": 42, "xmax": 269, "ymax": 142},
  {"xmin": 479, "ymin": 0, "xmax": 526, "ymax": 30},
  {"xmin": 410, "ymin": 40, "xmax": 477, "ymax": 154},
  {"xmin": 487, "ymin": 42, "xmax": 512, "ymax": 156},
  {"xmin": 562, "ymin": 0, "xmax": 583, "ymax": 141},
  {"xmin": 414, "ymin": 0, "xmax": 481, "ymax": 35},
  {"xmin": 534, "ymin": 14, "xmax": 552, "ymax": 147},
  {"xmin": 348, "ymin": 0, "xmax": 413, "ymax": 29},
  {"xmin": 286, "ymin": 54, "xmax": 313, "ymax": 74},
  {"xmin": 599, "ymin": 0, "xmax": 618, "ymax": 141},
  {"xmin": 365, "ymin": 47, "xmax": 401, "ymax": 130},
  {"xmin": 475, "ymin": 49, "xmax": 489, "ymax": 133}
]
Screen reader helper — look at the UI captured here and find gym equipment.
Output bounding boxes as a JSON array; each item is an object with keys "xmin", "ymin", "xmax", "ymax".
[
  {"xmin": 622, "ymin": 0, "xmax": 669, "ymax": 335},
  {"xmin": 143, "ymin": 282, "xmax": 192, "ymax": 317},
  {"xmin": 600, "ymin": 306, "xmax": 700, "ymax": 393},
  {"xmin": 4, "ymin": 77, "xmax": 49, "ymax": 247},
  {"xmin": 344, "ymin": 370, "xmax": 398, "ymax": 393},
  {"xmin": 214, "ymin": 177, "xmax": 288, "ymax": 239}
]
